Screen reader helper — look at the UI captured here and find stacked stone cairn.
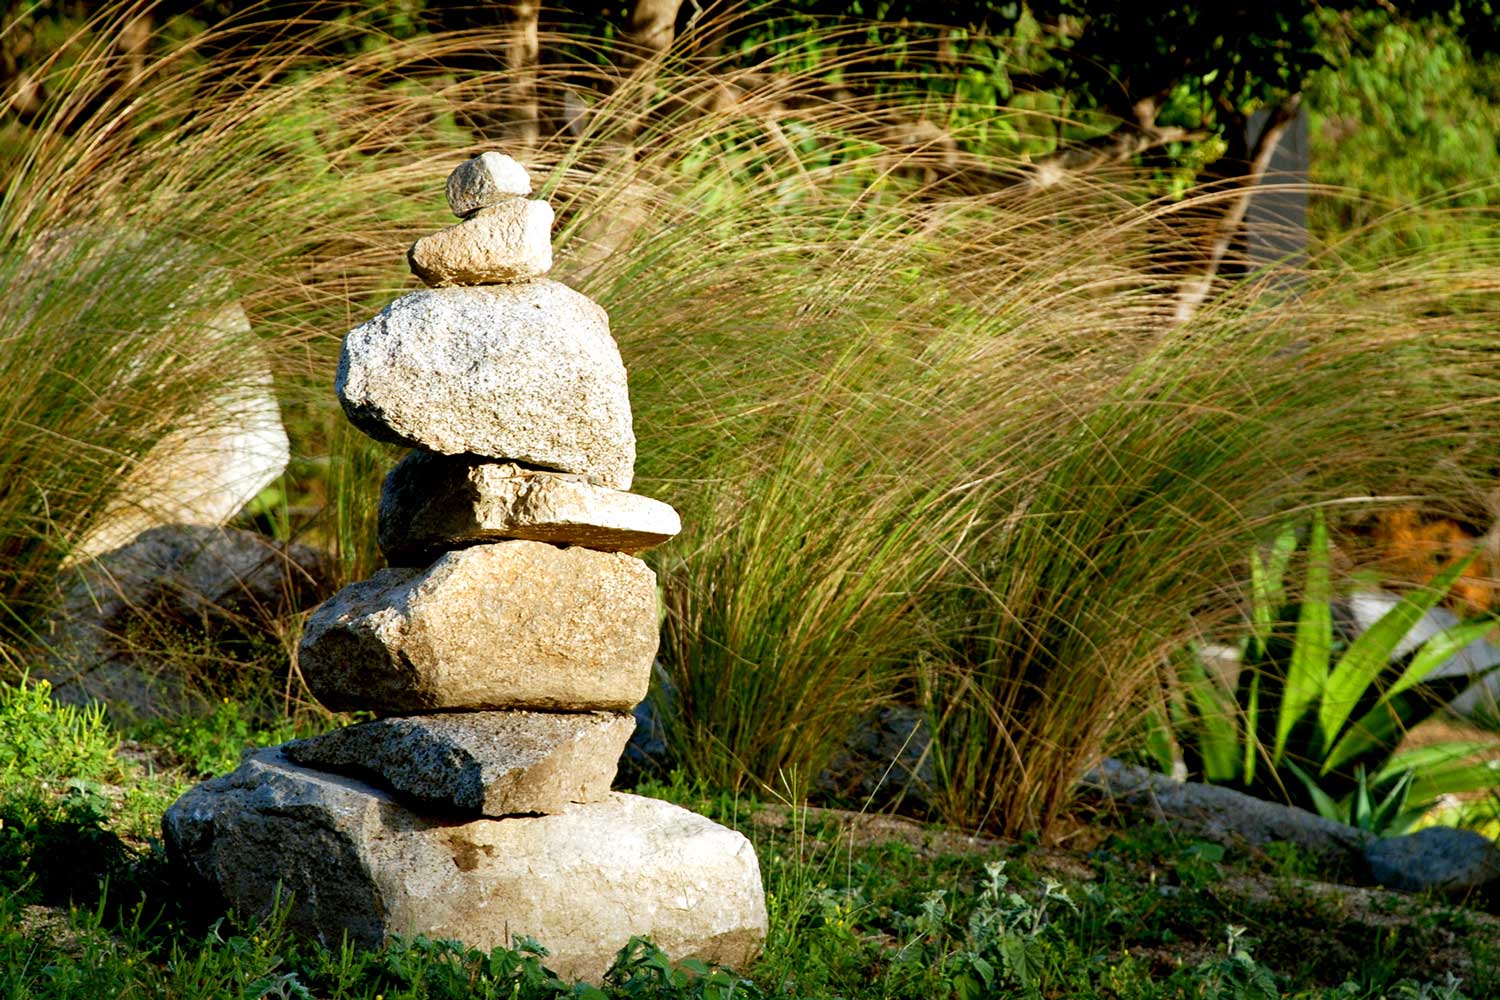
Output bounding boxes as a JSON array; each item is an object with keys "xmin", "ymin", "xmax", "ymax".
[{"xmin": 163, "ymin": 152, "xmax": 769, "ymax": 982}]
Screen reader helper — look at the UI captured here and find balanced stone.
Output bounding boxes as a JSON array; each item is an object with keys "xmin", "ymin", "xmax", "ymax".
[
  {"xmin": 379, "ymin": 453, "xmax": 680, "ymax": 565},
  {"xmin": 283, "ymin": 711, "xmax": 635, "ymax": 816},
  {"xmin": 408, "ymin": 199, "xmax": 554, "ymax": 287},
  {"xmin": 164, "ymin": 749, "xmax": 768, "ymax": 983},
  {"xmin": 336, "ymin": 282, "xmax": 635, "ymax": 490},
  {"xmin": 447, "ymin": 151, "xmax": 532, "ymax": 217},
  {"xmin": 299, "ymin": 540, "xmax": 657, "ymax": 713}
]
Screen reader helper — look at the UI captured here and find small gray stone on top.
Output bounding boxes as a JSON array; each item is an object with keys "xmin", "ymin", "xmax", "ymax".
[
  {"xmin": 446, "ymin": 151, "xmax": 532, "ymax": 217},
  {"xmin": 408, "ymin": 199, "xmax": 554, "ymax": 287},
  {"xmin": 284, "ymin": 710, "xmax": 635, "ymax": 816},
  {"xmin": 1365, "ymin": 826, "xmax": 1500, "ymax": 896},
  {"xmin": 379, "ymin": 453, "xmax": 679, "ymax": 565},
  {"xmin": 336, "ymin": 282, "xmax": 635, "ymax": 491}
]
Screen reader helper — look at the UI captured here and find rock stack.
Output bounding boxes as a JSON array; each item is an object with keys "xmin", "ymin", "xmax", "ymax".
[{"xmin": 163, "ymin": 152, "xmax": 768, "ymax": 982}]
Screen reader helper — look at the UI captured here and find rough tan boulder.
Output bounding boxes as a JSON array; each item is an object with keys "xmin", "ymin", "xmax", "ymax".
[
  {"xmin": 446, "ymin": 151, "xmax": 532, "ymax": 217},
  {"xmin": 336, "ymin": 282, "xmax": 635, "ymax": 490},
  {"xmin": 298, "ymin": 540, "xmax": 658, "ymax": 713},
  {"xmin": 408, "ymin": 199, "xmax": 554, "ymax": 287},
  {"xmin": 163, "ymin": 749, "xmax": 769, "ymax": 982}
]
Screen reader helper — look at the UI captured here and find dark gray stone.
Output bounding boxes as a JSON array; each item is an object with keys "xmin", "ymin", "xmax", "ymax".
[
  {"xmin": 283, "ymin": 710, "xmax": 634, "ymax": 816},
  {"xmin": 816, "ymin": 706, "xmax": 934, "ymax": 811},
  {"xmin": 41, "ymin": 524, "xmax": 332, "ymax": 718},
  {"xmin": 1081, "ymin": 759, "xmax": 1374, "ymax": 868},
  {"xmin": 1365, "ymin": 826, "xmax": 1500, "ymax": 896}
]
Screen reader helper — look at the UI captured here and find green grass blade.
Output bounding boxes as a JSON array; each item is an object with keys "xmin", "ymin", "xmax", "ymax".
[
  {"xmin": 1319, "ymin": 553, "xmax": 1477, "ymax": 755},
  {"xmin": 1388, "ymin": 618, "xmax": 1500, "ymax": 700},
  {"xmin": 1391, "ymin": 743, "xmax": 1500, "ymax": 805},
  {"xmin": 1183, "ymin": 655, "xmax": 1242, "ymax": 783},
  {"xmin": 1275, "ymin": 513, "xmax": 1332, "ymax": 765},
  {"xmin": 1250, "ymin": 524, "xmax": 1299, "ymax": 660},
  {"xmin": 1371, "ymin": 769, "xmax": 1415, "ymax": 834},
  {"xmin": 1285, "ymin": 759, "xmax": 1345, "ymax": 823}
]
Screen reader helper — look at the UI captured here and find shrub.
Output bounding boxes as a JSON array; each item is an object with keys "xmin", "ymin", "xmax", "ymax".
[{"xmin": 1162, "ymin": 514, "xmax": 1500, "ymax": 834}]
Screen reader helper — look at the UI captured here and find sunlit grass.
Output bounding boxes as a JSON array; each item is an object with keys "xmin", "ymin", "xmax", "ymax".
[{"xmin": 3, "ymin": 3, "xmax": 1500, "ymax": 838}]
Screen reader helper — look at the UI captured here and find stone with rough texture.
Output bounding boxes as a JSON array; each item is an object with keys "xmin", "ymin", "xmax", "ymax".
[
  {"xmin": 408, "ymin": 199, "xmax": 554, "ymax": 287},
  {"xmin": 69, "ymin": 306, "xmax": 289, "ymax": 565},
  {"xmin": 283, "ymin": 710, "xmax": 635, "ymax": 816},
  {"xmin": 379, "ymin": 453, "xmax": 679, "ymax": 565},
  {"xmin": 447, "ymin": 151, "xmax": 533, "ymax": 217},
  {"xmin": 1365, "ymin": 827, "xmax": 1500, "ymax": 896},
  {"xmin": 336, "ymin": 283, "xmax": 635, "ymax": 490},
  {"xmin": 1081, "ymin": 759, "xmax": 1374, "ymax": 868},
  {"xmin": 41, "ymin": 525, "xmax": 332, "ymax": 719},
  {"xmin": 163, "ymin": 749, "xmax": 768, "ymax": 982},
  {"xmin": 299, "ymin": 540, "xmax": 658, "ymax": 713},
  {"xmin": 18, "ymin": 227, "xmax": 290, "ymax": 566}
]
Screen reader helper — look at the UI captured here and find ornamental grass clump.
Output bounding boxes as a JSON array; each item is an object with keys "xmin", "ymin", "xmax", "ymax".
[{"xmin": 3, "ymin": 3, "xmax": 1500, "ymax": 838}]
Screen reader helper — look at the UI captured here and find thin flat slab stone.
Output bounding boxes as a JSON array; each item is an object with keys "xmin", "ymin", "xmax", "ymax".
[
  {"xmin": 447, "ymin": 151, "xmax": 532, "ymax": 217},
  {"xmin": 163, "ymin": 750, "xmax": 769, "ymax": 984},
  {"xmin": 298, "ymin": 540, "xmax": 658, "ymax": 713},
  {"xmin": 379, "ymin": 453, "xmax": 680, "ymax": 565},
  {"xmin": 283, "ymin": 710, "xmax": 635, "ymax": 816},
  {"xmin": 336, "ymin": 282, "xmax": 635, "ymax": 490},
  {"xmin": 408, "ymin": 199, "xmax": 553, "ymax": 287}
]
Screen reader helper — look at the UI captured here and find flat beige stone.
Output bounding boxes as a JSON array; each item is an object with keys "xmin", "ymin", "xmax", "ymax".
[
  {"xmin": 408, "ymin": 199, "xmax": 553, "ymax": 287},
  {"xmin": 164, "ymin": 751, "xmax": 769, "ymax": 983},
  {"xmin": 298, "ymin": 540, "xmax": 658, "ymax": 713},
  {"xmin": 283, "ymin": 710, "xmax": 635, "ymax": 816},
  {"xmin": 379, "ymin": 453, "xmax": 680, "ymax": 565}
]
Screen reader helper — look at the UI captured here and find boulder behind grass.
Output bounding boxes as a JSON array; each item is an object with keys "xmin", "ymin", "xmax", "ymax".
[
  {"xmin": 1364, "ymin": 827, "xmax": 1500, "ymax": 899},
  {"xmin": 40, "ymin": 524, "xmax": 332, "ymax": 719},
  {"xmin": 1082, "ymin": 759, "xmax": 1375, "ymax": 871}
]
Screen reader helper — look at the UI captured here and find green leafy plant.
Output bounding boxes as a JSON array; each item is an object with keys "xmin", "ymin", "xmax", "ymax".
[
  {"xmin": 1166, "ymin": 512, "xmax": 1500, "ymax": 833},
  {"xmin": 0, "ymin": 677, "xmax": 130, "ymax": 899}
]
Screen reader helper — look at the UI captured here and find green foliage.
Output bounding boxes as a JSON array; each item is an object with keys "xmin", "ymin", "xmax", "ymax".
[
  {"xmin": 128, "ymin": 697, "xmax": 308, "ymax": 777},
  {"xmin": 1166, "ymin": 513, "xmax": 1500, "ymax": 834},
  {"xmin": 0, "ymin": 678, "xmax": 130, "ymax": 900},
  {"xmin": 1306, "ymin": 9, "xmax": 1500, "ymax": 261},
  {"xmin": 0, "ymin": 676, "xmax": 116, "ymax": 786}
]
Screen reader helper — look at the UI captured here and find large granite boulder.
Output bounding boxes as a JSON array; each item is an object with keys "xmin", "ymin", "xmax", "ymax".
[
  {"xmin": 378, "ymin": 453, "xmax": 679, "ymax": 565},
  {"xmin": 163, "ymin": 749, "xmax": 768, "ymax": 982},
  {"xmin": 298, "ymin": 540, "xmax": 658, "ymax": 713},
  {"xmin": 335, "ymin": 283, "xmax": 635, "ymax": 490},
  {"xmin": 283, "ymin": 710, "xmax": 635, "ymax": 816}
]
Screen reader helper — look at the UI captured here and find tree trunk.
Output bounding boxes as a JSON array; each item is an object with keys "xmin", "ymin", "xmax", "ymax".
[
  {"xmin": 622, "ymin": 0, "xmax": 684, "ymax": 73},
  {"xmin": 1172, "ymin": 96, "xmax": 1302, "ymax": 324},
  {"xmin": 499, "ymin": 0, "xmax": 541, "ymax": 148}
]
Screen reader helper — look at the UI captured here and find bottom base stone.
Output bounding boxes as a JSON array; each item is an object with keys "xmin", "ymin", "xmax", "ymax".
[{"xmin": 162, "ymin": 748, "xmax": 768, "ymax": 982}]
